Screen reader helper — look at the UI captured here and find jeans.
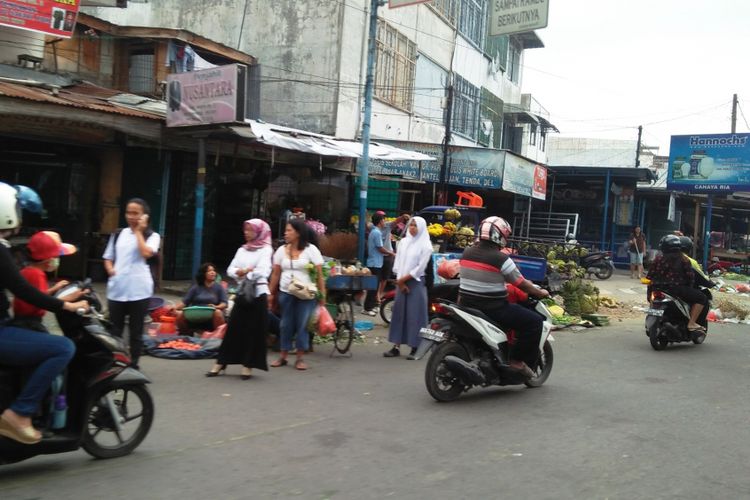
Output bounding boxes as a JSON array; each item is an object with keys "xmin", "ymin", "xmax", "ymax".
[
  {"xmin": 278, "ymin": 292, "xmax": 317, "ymax": 352},
  {"xmin": 0, "ymin": 326, "xmax": 75, "ymax": 416},
  {"xmin": 108, "ymin": 298, "xmax": 149, "ymax": 365}
]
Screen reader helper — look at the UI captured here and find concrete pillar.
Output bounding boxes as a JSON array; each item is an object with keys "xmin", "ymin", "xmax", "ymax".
[{"xmin": 98, "ymin": 149, "xmax": 124, "ymax": 233}]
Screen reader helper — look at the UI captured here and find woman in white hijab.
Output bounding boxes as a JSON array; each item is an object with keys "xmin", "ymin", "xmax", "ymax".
[{"xmin": 384, "ymin": 216, "xmax": 434, "ymax": 359}]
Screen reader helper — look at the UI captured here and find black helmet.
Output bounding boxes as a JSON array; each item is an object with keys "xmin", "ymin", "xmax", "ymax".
[
  {"xmin": 678, "ymin": 236, "xmax": 693, "ymax": 252},
  {"xmin": 659, "ymin": 234, "xmax": 682, "ymax": 253}
]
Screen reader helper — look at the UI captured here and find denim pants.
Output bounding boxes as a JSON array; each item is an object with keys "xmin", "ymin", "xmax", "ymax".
[
  {"xmin": 278, "ymin": 292, "xmax": 317, "ymax": 352},
  {"xmin": 0, "ymin": 326, "xmax": 75, "ymax": 416}
]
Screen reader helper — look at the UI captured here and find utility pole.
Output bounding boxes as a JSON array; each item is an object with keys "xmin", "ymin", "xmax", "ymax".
[
  {"xmin": 356, "ymin": 0, "xmax": 384, "ymax": 263},
  {"xmin": 438, "ymin": 79, "xmax": 454, "ymax": 205},
  {"xmin": 635, "ymin": 125, "xmax": 642, "ymax": 167},
  {"xmin": 731, "ymin": 93, "xmax": 738, "ymax": 133}
]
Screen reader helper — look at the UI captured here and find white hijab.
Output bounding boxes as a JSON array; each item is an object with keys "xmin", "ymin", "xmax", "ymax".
[{"xmin": 393, "ymin": 216, "xmax": 432, "ymax": 279}]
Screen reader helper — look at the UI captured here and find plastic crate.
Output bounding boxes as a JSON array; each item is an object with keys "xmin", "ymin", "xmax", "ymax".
[
  {"xmin": 509, "ymin": 255, "xmax": 547, "ymax": 283},
  {"xmin": 327, "ymin": 275, "xmax": 378, "ymax": 291}
]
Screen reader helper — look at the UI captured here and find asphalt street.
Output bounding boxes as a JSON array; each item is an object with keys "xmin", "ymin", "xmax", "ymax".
[{"xmin": 1, "ymin": 319, "xmax": 749, "ymax": 500}]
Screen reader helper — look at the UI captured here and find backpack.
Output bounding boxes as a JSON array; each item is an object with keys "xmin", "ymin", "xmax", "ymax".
[{"xmin": 111, "ymin": 228, "xmax": 162, "ymax": 290}]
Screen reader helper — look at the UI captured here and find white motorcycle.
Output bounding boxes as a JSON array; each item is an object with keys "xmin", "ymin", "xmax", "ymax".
[{"xmin": 415, "ymin": 299, "xmax": 555, "ymax": 402}]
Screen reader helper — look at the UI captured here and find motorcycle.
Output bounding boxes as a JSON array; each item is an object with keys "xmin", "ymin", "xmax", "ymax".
[
  {"xmin": 0, "ymin": 280, "xmax": 154, "ymax": 465},
  {"xmin": 415, "ymin": 298, "xmax": 555, "ymax": 402},
  {"xmin": 379, "ymin": 279, "xmax": 460, "ymax": 324},
  {"xmin": 644, "ymin": 284, "xmax": 712, "ymax": 350},
  {"xmin": 580, "ymin": 250, "xmax": 614, "ymax": 280}
]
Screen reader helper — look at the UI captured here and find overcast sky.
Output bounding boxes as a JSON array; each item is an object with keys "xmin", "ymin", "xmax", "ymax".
[{"xmin": 522, "ymin": 0, "xmax": 749, "ymax": 156}]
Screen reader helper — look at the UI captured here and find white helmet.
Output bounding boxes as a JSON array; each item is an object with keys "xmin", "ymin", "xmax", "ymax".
[
  {"xmin": 479, "ymin": 216, "xmax": 512, "ymax": 247},
  {"xmin": 0, "ymin": 182, "xmax": 43, "ymax": 230}
]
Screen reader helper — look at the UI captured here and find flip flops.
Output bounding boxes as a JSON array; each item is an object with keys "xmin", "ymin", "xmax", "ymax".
[
  {"xmin": 687, "ymin": 325, "xmax": 706, "ymax": 333},
  {"xmin": 0, "ymin": 414, "xmax": 41, "ymax": 445}
]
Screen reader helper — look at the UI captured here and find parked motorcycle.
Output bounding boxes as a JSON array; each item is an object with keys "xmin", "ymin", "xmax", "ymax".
[
  {"xmin": 565, "ymin": 235, "xmax": 614, "ymax": 280},
  {"xmin": 415, "ymin": 298, "xmax": 554, "ymax": 402},
  {"xmin": 379, "ymin": 279, "xmax": 460, "ymax": 324},
  {"xmin": 644, "ymin": 284, "xmax": 712, "ymax": 350},
  {"xmin": 0, "ymin": 280, "xmax": 154, "ymax": 465}
]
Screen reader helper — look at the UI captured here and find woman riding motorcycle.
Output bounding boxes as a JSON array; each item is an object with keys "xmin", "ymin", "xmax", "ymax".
[
  {"xmin": 646, "ymin": 234, "xmax": 706, "ymax": 334},
  {"xmin": 458, "ymin": 216, "xmax": 549, "ymax": 378},
  {"xmin": 0, "ymin": 183, "xmax": 89, "ymax": 445}
]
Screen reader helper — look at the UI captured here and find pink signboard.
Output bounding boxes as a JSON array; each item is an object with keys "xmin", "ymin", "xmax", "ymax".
[
  {"xmin": 0, "ymin": 0, "xmax": 81, "ymax": 38},
  {"xmin": 166, "ymin": 64, "xmax": 247, "ymax": 128}
]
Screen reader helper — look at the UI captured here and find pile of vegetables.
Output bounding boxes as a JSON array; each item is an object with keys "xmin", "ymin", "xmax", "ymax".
[
  {"xmin": 428, "ymin": 223, "xmax": 445, "ymax": 238},
  {"xmin": 157, "ymin": 339, "xmax": 201, "ymax": 351},
  {"xmin": 559, "ymin": 278, "xmax": 600, "ymax": 315}
]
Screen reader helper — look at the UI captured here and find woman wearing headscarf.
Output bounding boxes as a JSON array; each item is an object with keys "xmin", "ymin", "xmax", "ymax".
[
  {"xmin": 206, "ymin": 219, "xmax": 273, "ymax": 380},
  {"xmin": 383, "ymin": 216, "xmax": 434, "ymax": 360}
]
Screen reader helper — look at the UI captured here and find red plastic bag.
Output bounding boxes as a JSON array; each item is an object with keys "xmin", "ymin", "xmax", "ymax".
[
  {"xmin": 201, "ymin": 323, "xmax": 227, "ymax": 340},
  {"xmin": 318, "ymin": 306, "xmax": 336, "ymax": 336}
]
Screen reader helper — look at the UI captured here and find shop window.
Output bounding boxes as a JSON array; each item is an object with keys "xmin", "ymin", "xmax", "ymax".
[
  {"xmin": 506, "ymin": 39, "xmax": 521, "ymax": 84},
  {"xmin": 127, "ymin": 43, "xmax": 156, "ymax": 95},
  {"xmin": 478, "ymin": 87, "xmax": 503, "ymax": 148},
  {"xmin": 529, "ymin": 124, "xmax": 537, "ymax": 146},
  {"xmin": 458, "ymin": 0, "xmax": 487, "ymax": 49},
  {"xmin": 430, "ymin": 0, "xmax": 460, "ymax": 25},
  {"xmin": 414, "ymin": 54, "xmax": 448, "ymax": 123},
  {"xmin": 375, "ymin": 20, "xmax": 416, "ymax": 112}
]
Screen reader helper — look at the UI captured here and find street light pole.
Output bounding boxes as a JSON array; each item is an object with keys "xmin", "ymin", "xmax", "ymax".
[{"xmin": 357, "ymin": 0, "xmax": 384, "ymax": 263}]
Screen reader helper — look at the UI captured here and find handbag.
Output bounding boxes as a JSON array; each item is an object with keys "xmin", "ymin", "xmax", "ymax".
[
  {"xmin": 237, "ymin": 277, "xmax": 257, "ymax": 301},
  {"xmin": 287, "ymin": 245, "xmax": 318, "ymax": 301}
]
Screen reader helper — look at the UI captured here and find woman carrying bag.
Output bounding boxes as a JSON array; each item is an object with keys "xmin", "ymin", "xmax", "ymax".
[
  {"xmin": 268, "ymin": 219, "xmax": 326, "ymax": 371},
  {"xmin": 206, "ymin": 219, "xmax": 273, "ymax": 380}
]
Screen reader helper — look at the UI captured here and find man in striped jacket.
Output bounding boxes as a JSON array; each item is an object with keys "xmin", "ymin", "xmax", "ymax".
[{"xmin": 459, "ymin": 216, "xmax": 549, "ymax": 378}]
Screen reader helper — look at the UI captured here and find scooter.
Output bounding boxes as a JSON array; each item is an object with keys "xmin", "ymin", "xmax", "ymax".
[
  {"xmin": 644, "ymin": 284, "xmax": 712, "ymax": 350},
  {"xmin": 0, "ymin": 280, "xmax": 154, "ymax": 465},
  {"xmin": 580, "ymin": 251, "xmax": 615, "ymax": 280},
  {"xmin": 415, "ymin": 298, "xmax": 554, "ymax": 402}
]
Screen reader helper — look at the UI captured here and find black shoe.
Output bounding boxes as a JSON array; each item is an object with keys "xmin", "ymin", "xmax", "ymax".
[
  {"xmin": 406, "ymin": 347, "xmax": 418, "ymax": 360},
  {"xmin": 383, "ymin": 346, "xmax": 400, "ymax": 357}
]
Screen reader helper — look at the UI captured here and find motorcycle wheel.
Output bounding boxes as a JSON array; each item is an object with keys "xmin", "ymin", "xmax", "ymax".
[
  {"xmin": 425, "ymin": 342, "xmax": 468, "ymax": 402},
  {"xmin": 525, "ymin": 340, "xmax": 554, "ymax": 388},
  {"xmin": 379, "ymin": 297, "xmax": 394, "ymax": 325},
  {"xmin": 81, "ymin": 384, "xmax": 154, "ymax": 459},
  {"xmin": 594, "ymin": 264, "xmax": 613, "ymax": 280},
  {"xmin": 648, "ymin": 323, "xmax": 668, "ymax": 351}
]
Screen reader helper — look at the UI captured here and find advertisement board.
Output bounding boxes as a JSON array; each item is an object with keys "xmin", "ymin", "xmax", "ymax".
[
  {"xmin": 0, "ymin": 0, "xmax": 81, "ymax": 38},
  {"xmin": 667, "ymin": 133, "xmax": 750, "ymax": 193},
  {"xmin": 502, "ymin": 153, "xmax": 547, "ymax": 200},
  {"xmin": 489, "ymin": 0, "xmax": 550, "ymax": 37},
  {"xmin": 369, "ymin": 142, "xmax": 504, "ymax": 189},
  {"xmin": 166, "ymin": 64, "xmax": 247, "ymax": 128}
]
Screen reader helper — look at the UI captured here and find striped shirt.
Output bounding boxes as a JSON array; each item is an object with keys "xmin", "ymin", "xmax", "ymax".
[{"xmin": 459, "ymin": 241, "xmax": 525, "ymax": 302}]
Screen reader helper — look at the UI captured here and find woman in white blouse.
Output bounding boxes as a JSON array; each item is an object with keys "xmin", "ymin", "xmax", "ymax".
[
  {"xmin": 384, "ymin": 216, "xmax": 433, "ymax": 360},
  {"xmin": 268, "ymin": 219, "xmax": 326, "ymax": 371},
  {"xmin": 206, "ymin": 219, "xmax": 273, "ymax": 379}
]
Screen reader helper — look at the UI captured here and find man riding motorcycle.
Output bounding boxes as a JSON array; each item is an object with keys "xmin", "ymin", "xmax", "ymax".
[{"xmin": 458, "ymin": 216, "xmax": 549, "ymax": 378}]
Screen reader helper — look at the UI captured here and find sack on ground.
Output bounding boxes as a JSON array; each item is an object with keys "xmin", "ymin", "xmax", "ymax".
[{"xmin": 318, "ymin": 305, "xmax": 336, "ymax": 335}]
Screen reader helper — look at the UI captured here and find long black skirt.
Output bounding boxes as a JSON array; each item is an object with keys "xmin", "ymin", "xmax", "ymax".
[{"xmin": 216, "ymin": 293, "xmax": 269, "ymax": 370}]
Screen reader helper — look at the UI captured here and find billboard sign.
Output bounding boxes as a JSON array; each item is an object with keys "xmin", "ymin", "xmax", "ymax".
[
  {"xmin": 388, "ymin": 0, "xmax": 431, "ymax": 8},
  {"xmin": 667, "ymin": 133, "xmax": 750, "ymax": 193},
  {"xmin": 489, "ymin": 0, "xmax": 549, "ymax": 37},
  {"xmin": 166, "ymin": 64, "xmax": 247, "ymax": 128},
  {"xmin": 502, "ymin": 153, "xmax": 547, "ymax": 200},
  {"xmin": 0, "ymin": 0, "xmax": 81, "ymax": 38}
]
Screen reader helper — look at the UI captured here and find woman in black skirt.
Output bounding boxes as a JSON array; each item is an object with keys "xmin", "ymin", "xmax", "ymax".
[{"xmin": 206, "ymin": 219, "xmax": 273, "ymax": 379}]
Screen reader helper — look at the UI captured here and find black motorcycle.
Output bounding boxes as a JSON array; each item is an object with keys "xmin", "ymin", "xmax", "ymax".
[
  {"xmin": 0, "ymin": 280, "xmax": 154, "ymax": 465},
  {"xmin": 580, "ymin": 250, "xmax": 614, "ymax": 280},
  {"xmin": 644, "ymin": 284, "xmax": 712, "ymax": 350}
]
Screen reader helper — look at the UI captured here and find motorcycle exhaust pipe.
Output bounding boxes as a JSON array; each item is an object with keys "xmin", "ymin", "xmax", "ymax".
[{"xmin": 443, "ymin": 356, "xmax": 486, "ymax": 385}]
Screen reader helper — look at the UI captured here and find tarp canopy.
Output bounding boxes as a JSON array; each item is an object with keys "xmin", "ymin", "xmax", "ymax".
[{"xmin": 229, "ymin": 120, "xmax": 436, "ymax": 162}]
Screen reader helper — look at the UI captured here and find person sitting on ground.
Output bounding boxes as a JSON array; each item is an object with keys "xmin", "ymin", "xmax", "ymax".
[
  {"xmin": 647, "ymin": 234, "xmax": 707, "ymax": 334},
  {"xmin": 458, "ymin": 216, "xmax": 549, "ymax": 378},
  {"xmin": 11, "ymin": 231, "xmax": 81, "ymax": 332},
  {"xmin": 171, "ymin": 262, "xmax": 228, "ymax": 333}
]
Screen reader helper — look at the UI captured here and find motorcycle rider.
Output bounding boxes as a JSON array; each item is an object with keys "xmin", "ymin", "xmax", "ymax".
[
  {"xmin": 678, "ymin": 236, "xmax": 713, "ymax": 288},
  {"xmin": 646, "ymin": 234, "xmax": 706, "ymax": 334},
  {"xmin": 0, "ymin": 183, "xmax": 89, "ymax": 444},
  {"xmin": 458, "ymin": 216, "xmax": 549, "ymax": 378}
]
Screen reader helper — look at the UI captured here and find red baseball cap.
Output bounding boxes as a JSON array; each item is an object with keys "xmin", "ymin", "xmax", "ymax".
[{"xmin": 27, "ymin": 231, "xmax": 77, "ymax": 261}]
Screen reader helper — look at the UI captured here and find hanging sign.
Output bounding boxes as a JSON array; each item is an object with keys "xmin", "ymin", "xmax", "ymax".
[
  {"xmin": 489, "ymin": 0, "xmax": 550, "ymax": 37},
  {"xmin": 667, "ymin": 133, "xmax": 750, "ymax": 193},
  {"xmin": 502, "ymin": 153, "xmax": 547, "ymax": 200},
  {"xmin": 0, "ymin": 0, "xmax": 81, "ymax": 38},
  {"xmin": 166, "ymin": 64, "xmax": 248, "ymax": 127}
]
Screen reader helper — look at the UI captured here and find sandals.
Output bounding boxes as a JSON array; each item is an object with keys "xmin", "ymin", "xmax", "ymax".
[
  {"xmin": 0, "ymin": 414, "xmax": 41, "ymax": 445},
  {"xmin": 294, "ymin": 359, "xmax": 308, "ymax": 371},
  {"xmin": 270, "ymin": 358, "xmax": 288, "ymax": 368},
  {"xmin": 687, "ymin": 325, "xmax": 706, "ymax": 332}
]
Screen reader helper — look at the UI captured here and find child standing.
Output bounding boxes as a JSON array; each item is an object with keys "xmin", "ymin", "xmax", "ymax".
[{"xmin": 12, "ymin": 231, "xmax": 78, "ymax": 332}]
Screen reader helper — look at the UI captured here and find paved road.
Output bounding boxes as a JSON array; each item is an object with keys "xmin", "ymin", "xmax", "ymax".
[{"xmin": 1, "ymin": 320, "xmax": 750, "ymax": 499}]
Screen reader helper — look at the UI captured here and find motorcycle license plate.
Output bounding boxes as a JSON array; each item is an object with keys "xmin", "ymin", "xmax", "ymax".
[
  {"xmin": 419, "ymin": 328, "xmax": 445, "ymax": 342},
  {"xmin": 646, "ymin": 308, "xmax": 664, "ymax": 317}
]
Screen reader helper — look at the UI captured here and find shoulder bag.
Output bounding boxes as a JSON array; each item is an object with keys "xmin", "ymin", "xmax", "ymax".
[{"xmin": 287, "ymin": 245, "xmax": 318, "ymax": 300}]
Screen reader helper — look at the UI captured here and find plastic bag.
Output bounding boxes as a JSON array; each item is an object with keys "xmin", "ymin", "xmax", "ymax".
[
  {"xmin": 318, "ymin": 305, "xmax": 336, "ymax": 336},
  {"xmin": 201, "ymin": 323, "xmax": 227, "ymax": 340}
]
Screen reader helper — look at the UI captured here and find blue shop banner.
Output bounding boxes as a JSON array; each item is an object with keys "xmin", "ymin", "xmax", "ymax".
[
  {"xmin": 369, "ymin": 141, "xmax": 504, "ymax": 189},
  {"xmin": 667, "ymin": 133, "xmax": 750, "ymax": 193}
]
